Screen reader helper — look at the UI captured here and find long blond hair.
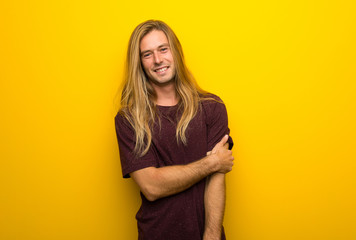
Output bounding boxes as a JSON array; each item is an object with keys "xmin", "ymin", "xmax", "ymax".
[{"xmin": 120, "ymin": 20, "xmax": 207, "ymax": 156}]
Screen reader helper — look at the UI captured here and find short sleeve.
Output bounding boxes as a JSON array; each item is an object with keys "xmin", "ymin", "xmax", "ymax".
[
  {"xmin": 203, "ymin": 95, "xmax": 234, "ymax": 151},
  {"xmin": 114, "ymin": 113, "xmax": 158, "ymax": 178}
]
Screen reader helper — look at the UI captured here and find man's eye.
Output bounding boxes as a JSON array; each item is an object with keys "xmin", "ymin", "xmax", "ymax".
[
  {"xmin": 143, "ymin": 53, "xmax": 151, "ymax": 58},
  {"xmin": 160, "ymin": 48, "xmax": 168, "ymax": 52}
]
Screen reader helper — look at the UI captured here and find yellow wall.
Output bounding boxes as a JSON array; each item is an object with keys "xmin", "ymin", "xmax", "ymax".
[{"xmin": 1, "ymin": 0, "xmax": 355, "ymax": 239}]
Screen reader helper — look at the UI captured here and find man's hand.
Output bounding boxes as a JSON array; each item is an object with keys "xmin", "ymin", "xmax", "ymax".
[{"xmin": 208, "ymin": 135, "xmax": 234, "ymax": 174}]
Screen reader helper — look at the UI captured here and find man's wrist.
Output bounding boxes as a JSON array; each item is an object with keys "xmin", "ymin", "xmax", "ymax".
[
  {"xmin": 203, "ymin": 154, "xmax": 219, "ymax": 174},
  {"xmin": 203, "ymin": 228, "xmax": 222, "ymax": 240}
]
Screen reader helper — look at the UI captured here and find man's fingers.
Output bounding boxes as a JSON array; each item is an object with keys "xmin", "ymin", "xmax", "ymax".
[
  {"xmin": 211, "ymin": 135, "xmax": 229, "ymax": 154},
  {"xmin": 217, "ymin": 135, "xmax": 229, "ymax": 147}
]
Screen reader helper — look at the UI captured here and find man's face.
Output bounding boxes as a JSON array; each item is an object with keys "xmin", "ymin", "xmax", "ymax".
[{"xmin": 140, "ymin": 30, "xmax": 176, "ymax": 85}]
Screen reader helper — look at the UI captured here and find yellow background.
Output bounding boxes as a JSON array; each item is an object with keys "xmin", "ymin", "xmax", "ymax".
[{"xmin": 1, "ymin": 0, "xmax": 355, "ymax": 239}]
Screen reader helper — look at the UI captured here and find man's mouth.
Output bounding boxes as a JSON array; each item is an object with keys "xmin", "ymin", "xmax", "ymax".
[{"xmin": 154, "ymin": 66, "xmax": 169, "ymax": 73}]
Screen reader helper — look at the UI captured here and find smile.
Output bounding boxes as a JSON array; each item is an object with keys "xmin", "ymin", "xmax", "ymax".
[{"xmin": 154, "ymin": 66, "xmax": 169, "ymax": 73}]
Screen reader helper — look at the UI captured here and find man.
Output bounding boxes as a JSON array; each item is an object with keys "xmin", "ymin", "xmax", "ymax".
[{"xmin": 115, "ymin": 20, "xmax": 234, "ymax": 240}]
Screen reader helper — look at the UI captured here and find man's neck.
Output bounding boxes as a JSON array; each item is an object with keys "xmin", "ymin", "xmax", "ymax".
[{"xmin": 151, "ymin": 82, "xmax": 178, "ymax": 106}]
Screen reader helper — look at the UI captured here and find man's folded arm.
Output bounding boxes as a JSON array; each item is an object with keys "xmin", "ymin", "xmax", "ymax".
[
  {"xmin": 203, "ymin": 142, "xmax": 230, "ymax": 240},
  {"xmin": 130, "ymin": 135, "xmax": 234, "ymax": 201}
]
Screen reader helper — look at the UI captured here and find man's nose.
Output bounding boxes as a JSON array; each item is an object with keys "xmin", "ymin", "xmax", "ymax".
[{"xmin": 153, "ymin": 52, "xmax": 162, "ymax": 64}]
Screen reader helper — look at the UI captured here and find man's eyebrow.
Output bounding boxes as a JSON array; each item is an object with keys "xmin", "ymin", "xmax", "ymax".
[
  {"xmin": 158, "ymin": 43, "xmax": 170, "ymax": 48},
  {"xmin": 141, "ymin": 43, "xmax": 170, "ymax": 55}
]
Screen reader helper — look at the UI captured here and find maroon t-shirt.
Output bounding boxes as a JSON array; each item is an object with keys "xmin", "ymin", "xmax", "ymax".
[{"xmin": 115, "ymin": 94, "xmax": 233, "ymax": 240}]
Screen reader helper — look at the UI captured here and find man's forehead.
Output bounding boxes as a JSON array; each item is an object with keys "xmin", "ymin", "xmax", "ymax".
[{"xmin": 140, "ymin": 30, "xmax": 169, "ymax": 52}]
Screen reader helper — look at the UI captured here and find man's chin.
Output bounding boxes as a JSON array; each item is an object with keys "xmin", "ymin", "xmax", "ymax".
[
  {"xmin": 149, "ymin": 75, "xmax": 176, "ymax": 86},
  {"xmin": 150, "ymin": 79, "xmax": 174, "ymax": 87}
]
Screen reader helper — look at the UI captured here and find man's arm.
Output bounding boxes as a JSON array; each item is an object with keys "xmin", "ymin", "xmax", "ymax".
[
  {"xmin": 130, "ymin": 135, "xmax": 233, "ymax": 201},
  {"xmin": 203, "ymin": 143, "xmax": 230, "ymax": 240}
]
